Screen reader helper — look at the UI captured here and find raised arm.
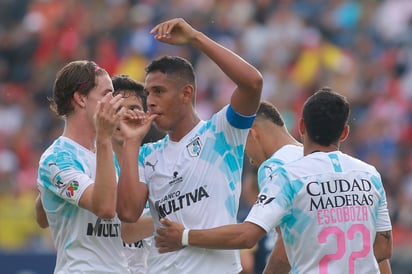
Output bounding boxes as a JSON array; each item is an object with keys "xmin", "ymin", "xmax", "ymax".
[
  {"xmin": 116, "ymin": 110, "xmax": 156, "ymax": 222},
  {"xmin": 150, "ymin": 18, "xmax": 262, "ymax": 116},
  {"xmin": 78, "ymin": 93, "xmax": 123, "ymax": 218}
]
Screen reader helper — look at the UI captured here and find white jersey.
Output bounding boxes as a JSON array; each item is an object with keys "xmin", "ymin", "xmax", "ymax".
[
  {"xmin": 139, "ymin": 105, "xmax": 254, "ymax": 274},
  {"xmin": 255, "ymin": 144, "xmax": 303, "ymax": 263},
  {"xmin": 257, "ymin": 144, "xmax": 303, "ymax": 190},
  {"xmin": 115, "ymin": 156, "xmax": 152, "ymax": 274},
  {"xmin": 122, "ymin": 207, "xmax": 152, "ymax": 274},
  {"xmin": 246, "ymin": 151, "xmax": 392, "ymax": 274},
  {"xmin": 37, "ymin": 136, "xmax": 129, "ymax": 274}
]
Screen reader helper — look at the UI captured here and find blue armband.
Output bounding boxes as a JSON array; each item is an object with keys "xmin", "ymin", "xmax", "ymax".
[{"xmin": 226, "ymin": 105, "xmax": 256, "ymax": 129}]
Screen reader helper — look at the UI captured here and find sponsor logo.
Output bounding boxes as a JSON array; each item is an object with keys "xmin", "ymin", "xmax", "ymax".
[
  {"xmin": 306, "ymin": 178, "xmax": 374, "ymax": 211},
  {"xmin": 86, "ymin": 218, "xmax": 120, "ymax": 237},
  {"xmin": 168, "ymin": 171, "xmax": 183, "ymax": 186},
  {"xmin": 154, "ymin": 186, "xmax": 210, "ymax": 218},
  {"xmin": 186, "ymin": 137, "xmax": 202, "ymax": 157},
  {"xmin": 255, "ymin": 194, "xmax": 276, "ymax": 206},
  {"xmin": 123, "ymin": 240, "xmax": 144, "ymax": 249}
]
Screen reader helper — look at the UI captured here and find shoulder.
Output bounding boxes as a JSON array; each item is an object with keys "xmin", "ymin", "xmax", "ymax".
[{"xmin": 339, "ymin": 152, "xmax": 380, "ymax": 173}]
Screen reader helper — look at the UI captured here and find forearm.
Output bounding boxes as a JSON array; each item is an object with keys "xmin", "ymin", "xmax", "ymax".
[
  {"xmin": 35, "ymin": 194, "xmax": 49, "ymax": 228},
  {"xmin": 378, "ymin": 259, "xmax": 392, "ymax": 274},
  {"xmin": 117, "ymin": 140, "xmax": 146, "ymax": 222},
  {"xmin": 190, "ymin": 32, "xmax": 262, "ymax": 114},
  {"xmin": 188, "ymin": 222, "xmax": 265, "ymax": 250},
  {"xmin": 121, "ymin": 216, "xmax": 154, "ymax": 243},
  {"xmin": 188, "ymin": 224, "xmax": 254, "ymax": 249},
  {"xmin": 373, "ymin": 230, "xmax": 393, "ymax": 262},
  {"xmin": 191, "ymin": 32, "xmax": 262, "ymax": 90},
  {"xmin": 263, "ymin": 240, "xmax": 290, "ymax": 274},
  {"xmin": 93, "ymin": 137, "xmax": 117, "ymax": 217}
]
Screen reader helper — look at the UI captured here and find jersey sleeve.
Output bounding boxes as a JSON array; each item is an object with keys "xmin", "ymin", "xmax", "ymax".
[
  {"xmin": 38, "ymin": 151, "xmax": 93, "ymax": 205},
  {"xmin": 257, "ymin": 158, "xmax": 284, "ymax": 191},
  {"xmin": 245, "ymin": 168, "xmax": 295, "ymax": 232},
  {"xmin": 373, "ymin": 175, "xmax": 392, "ymax": 232},
  {"xmin": 138, "ymin": 145, "xmax": 148, "ymax": 184},
  {"xmin": 225, "ymin": 104, "xmax": 256, "ymax": 129}
]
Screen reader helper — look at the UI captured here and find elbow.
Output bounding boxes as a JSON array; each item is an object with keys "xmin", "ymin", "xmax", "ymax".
[
  {"xmin": 380, "ymin": 249, "xmax": 393, "ymax": 261},
  {"xmin": 36, "ymin": 219, "xmax": 49, "ymax": 229},
  {"xmin": 118, "ymin": 213, "xmax": 138, "ymax": 223},
  {"xmin": 250, "ymin": 73, "xmax": 263, "ymax": 96},
  {"xmin": 236, "ymin": 223, "xmax": 264, "ymax": 249},
  {"xmin": 95, "ymin": 207, "xmax": 116, "ymax": 219},
  {"xmin": 235, "ymin": 232, "xmax": 258, "ymax": 249},
  {"xmin": 117, "ymin": 208, "xmax": 139, "ymax": 223},
  {"xmin": 243, "ymin": 237, "xmax": 258, "ymax": 249}
]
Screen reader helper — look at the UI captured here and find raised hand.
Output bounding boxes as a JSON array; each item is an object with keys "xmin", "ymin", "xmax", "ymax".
[
  {"xmin": 119, "ymin": 108, "xmax": 157, "ymax": 145},
  {"xmin": 155, "ymin": 218, "xmax": 186, "ymax": 253},
  {"xmin": 94, "ymin": 93, "xmax": 124, "ymax": 139},
  {"xmin": 150, "ymin": 18, "xmax": 199, "ymax": 46}
]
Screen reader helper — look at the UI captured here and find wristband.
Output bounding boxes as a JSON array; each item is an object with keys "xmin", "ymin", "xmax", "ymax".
[{"xmin": 181, "ymin": 229, "xmax": 190, "ymax": 247}]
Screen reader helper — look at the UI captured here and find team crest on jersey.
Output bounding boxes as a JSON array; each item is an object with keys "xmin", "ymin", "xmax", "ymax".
[
  {"xmin": 186, "ymin": 137, "xmax": 202, "ymax": 157},
  {"xmin": 66, "ymin": 180, "xmax": 79, "ymax": 198}
]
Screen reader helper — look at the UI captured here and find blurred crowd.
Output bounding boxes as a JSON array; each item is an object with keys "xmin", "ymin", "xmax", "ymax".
[{"xmin": 1, "ymin": 0, "xmax": 412, "ymax": 260}]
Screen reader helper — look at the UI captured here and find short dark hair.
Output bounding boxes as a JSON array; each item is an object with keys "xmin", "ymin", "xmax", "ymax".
[
  {"xmin": 302, "ymin": 87, "xmax": 350, "ymax": 146},
  {"xmin": 145, "ymin": 56, "xmax": 196, "ymax": 88},
  {"xmin": 50, "ymin": 60, "xmax": 107, "ymax": 117},
  {"xmin": 256, "ymin": 101, "xmax": 284, "ymax": 126},
  {"xmin": 112, "ymin": 74, "xmax": 147, "ymax": 112}
]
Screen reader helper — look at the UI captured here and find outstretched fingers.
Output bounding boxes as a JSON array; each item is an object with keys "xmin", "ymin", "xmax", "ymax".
[{"xmin": 155, "ymin": 218, "xmax": 186, "ymax": 253}]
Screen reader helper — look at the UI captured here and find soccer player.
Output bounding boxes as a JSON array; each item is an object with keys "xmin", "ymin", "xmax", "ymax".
[
  {"xmin": 242, "ymin": 100, "xmax": 302, "ymax": 273},
  {"xmin": 36, "ymin": 60, "xmax": 130, "ymax": 273},
  {"xmin": 111, "ymin": 74, "xmax": 162, "ymax": 274},
  {"xmin": 116, "ymin": 18, "xmax": 263, "ymax": 273},
  {"xmin": 155, "ymin": 88, "xmax": 393, "ymax": 274},
  {"xmin": 111, "ymin": 74, "xmax": 166, "ymax": 274},
  {"xmin": 244, "ymin": 101, "xmax": 392, "ymax": 274}
]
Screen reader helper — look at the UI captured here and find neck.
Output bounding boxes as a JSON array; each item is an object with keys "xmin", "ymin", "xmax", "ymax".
[
  {"xmin": 304, "ymin": 143, "xmax": 339, "ymax": 156},
  {"xmin": 63, "ymin": 117, "xmax": 96, "ymax": 152},
  {"xmin": 266, "ymin": 127, "xmax": 302, "ymax": 158},
  {"xmin": 168, "ymin": 113, "xmax": 200, "ymax": 142}
]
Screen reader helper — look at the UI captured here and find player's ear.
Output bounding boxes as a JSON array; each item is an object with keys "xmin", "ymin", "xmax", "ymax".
[
  {"xmin": 298, "ymin": 118, "xmax": 305, "ymax": 136},
  {"xmin": 339, "ymin": 124, "xmax": 350, "ymax": 142},
  {"xmin": 249, "ymin": 126, "xmax": 258, "ymax": 139},
  {"xmin": 181, "ymin": 84, "xmax": 194, "ymax": 104},
  {"xmin": 73, "ymin": 91, "xmax": 87, "ymax": 108}
]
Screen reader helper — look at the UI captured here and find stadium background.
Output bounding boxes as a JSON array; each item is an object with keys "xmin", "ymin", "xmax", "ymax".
[{"xmin": 0, "ymin": 0, "xmax": 412, "ymax": 273}]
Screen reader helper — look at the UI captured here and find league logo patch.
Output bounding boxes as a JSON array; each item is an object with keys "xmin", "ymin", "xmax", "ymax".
[
  {"xmin": 186, "ymin": 137, "xmax": 202, "ymax": 157},
  {"xmin": 49, "ymin": 162, "xmax": 65, "ymax": 189},
  {"xmin": 66, "ymin": 180, "xmax": 79, "ymax": 198}
]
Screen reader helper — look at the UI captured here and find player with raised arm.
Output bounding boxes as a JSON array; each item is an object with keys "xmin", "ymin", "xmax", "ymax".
[
  {"xmin": 111, "ymin": 74, "xmax": 164, "ymax": 274},
  {"xmin": 116, "ymin": 18, "xmax": 262, "ymax": 274},
  {"xmin": 36, "ymin": 61, "xmax": 130, "ymax": 273}
]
